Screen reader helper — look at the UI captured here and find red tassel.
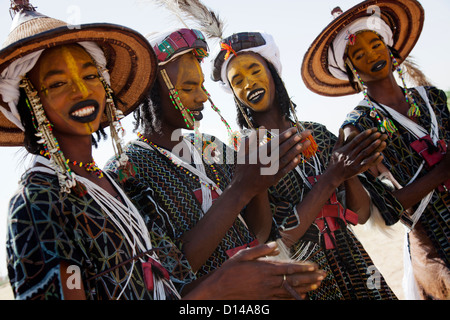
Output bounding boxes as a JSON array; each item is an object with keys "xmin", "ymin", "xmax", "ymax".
[{"xmin": 142, "ymin": 257, "xmax": 170, "ymax": 291}]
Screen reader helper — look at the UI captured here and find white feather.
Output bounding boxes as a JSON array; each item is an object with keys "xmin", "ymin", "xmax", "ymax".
[{"xmin": 144, "ymin": 0, "xmax": 225, "ymax": 39}]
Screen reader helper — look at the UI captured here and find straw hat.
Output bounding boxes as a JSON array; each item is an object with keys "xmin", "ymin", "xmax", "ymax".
[
  {"xmin": 0, "ymin": 3, "xmax": 158, "ymax": 146},
  {"xmin": 301, "ymin": 0, "xmax": 424, "ymax": 97}
]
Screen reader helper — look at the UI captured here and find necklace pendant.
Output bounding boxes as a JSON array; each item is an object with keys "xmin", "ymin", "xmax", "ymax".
[{"xmin": 369, "ymin": 110, "xmax": 377, "ymax": 118}]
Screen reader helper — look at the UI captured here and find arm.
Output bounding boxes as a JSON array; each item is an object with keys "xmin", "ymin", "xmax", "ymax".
[
  {"xmin": 344, "ymin": 124, "xmax": 450, "ymax": 214},
  {"xmin": 182, "ymin": 242, "xmax": 325, "ymax": 300},
  {"xmin": 241, "ymin": 191, "xmax": 274, "ymax": 243},
  {"xmin": 182, "ymin": 128, "xmax": 309, "ymax": 272},
  {"xmin": 281, "ymin": 128, "xmax": 385, "ymax": 246}
]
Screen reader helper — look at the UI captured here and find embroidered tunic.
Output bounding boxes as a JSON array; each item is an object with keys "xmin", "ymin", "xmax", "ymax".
[
  {"xmin": 105, "ymin": 133, "xmax": 256, "ymax": 278},
  {"xmin": 6, "ymin": 169, "xmax": 195, "ymax": 300},
  {"xmin": 269, "ymin": 121, "xmax": 397, "ymax": 300},
  {"xmin": 342, "ymin": 86, "xmax": 450, "ymax": 269}
]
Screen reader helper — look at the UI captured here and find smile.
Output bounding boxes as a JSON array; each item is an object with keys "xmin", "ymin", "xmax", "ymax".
[
  {"xmin": 69, "ymin": 100, "xmax": 100, "ymax": 123},
  {"xmin": 247, "ymin": 89, "xmax": 265, "ymax": 103},
  {"xmin": 190, "ymin": 108, "xmax": 203, "ymax": 121},
  {"xmin": 371, "ymin": 60, "xmax": 387, "ymax": 72}
]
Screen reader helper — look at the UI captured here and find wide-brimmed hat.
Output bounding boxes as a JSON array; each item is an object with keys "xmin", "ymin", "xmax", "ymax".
[
  {"xmin": 301, "ymin": 0, "xmax": 424, "ymax": 97},
  {"xmin": 0, "ymin": 4, "xmax": 158, "ymax": 146}
]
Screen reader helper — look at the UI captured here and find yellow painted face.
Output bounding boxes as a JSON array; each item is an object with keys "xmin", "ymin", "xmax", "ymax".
[
  {"xmin": 226, "ymin": 52, "xmax": 276, "ymax": 113},
  {"xmin": 28, "ymin": 44, "xmax": 106, "ymax": 137},
  {"xmin": 160, "ymin": 53, "xmax": 208, "ymax": 130},
  {"xmin": 347, "ymin": 30, "xmax": 391, "ymax": 82}
]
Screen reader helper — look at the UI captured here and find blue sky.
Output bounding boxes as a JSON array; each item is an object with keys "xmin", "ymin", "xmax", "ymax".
[{"xmin": 0, "ymin": 0, "xmax": 449, "ymax": 278}]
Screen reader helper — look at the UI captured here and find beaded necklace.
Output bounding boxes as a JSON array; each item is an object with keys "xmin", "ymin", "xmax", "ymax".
[
  {"xmin": 137, "ymin": 132, "xmax": 221, "ymax": 192},
  {"xmin": 39, "ymin": 150, "xmax": 104, "ymax": 178}
]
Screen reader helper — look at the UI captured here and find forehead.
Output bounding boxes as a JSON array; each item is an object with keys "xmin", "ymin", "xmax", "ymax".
[
  {"xmin": 350, "ymin": 31, "xmax": 382, "ymax": 48},
  {"xmin": 37, "ymin": 44, "xmax": 95, "ymax": 69},
  {"xmin": 164, "ymin": 53, "xmax": 203, "ymax": 81},
  {"xmin": 227, "ymin": 52, "xmax": 267, "ymax": 72}
]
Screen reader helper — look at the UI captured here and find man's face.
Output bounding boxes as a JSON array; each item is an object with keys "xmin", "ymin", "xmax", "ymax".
[
  {"xmin": 226, "ymin": 52, "xmax": 276, "ymax": 113},
  {"xmin": 158, "ymin": 53, "xmax": 208, "ymax": 130},
  {"xmin": 28, "ymin": 44, "xmax": 106, "ymax": 137},
  {"xmin": 347, "ymin": 30, "xmax": 391, "ymax": 83}
]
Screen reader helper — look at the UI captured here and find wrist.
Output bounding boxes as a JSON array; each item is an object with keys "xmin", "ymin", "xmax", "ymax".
[{"xmin": 321, "ymin": 169, "xmax": 344, "ymax": 189}]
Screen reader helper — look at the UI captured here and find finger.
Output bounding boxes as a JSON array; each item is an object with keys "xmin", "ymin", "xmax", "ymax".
[
  {"xmin": 360, "ymin": 152, "xmax": 384, "ymax": 168},
  {"xmin": 344, "ymin": 128, "xmax": 378, "ymax": 152},
  {"xmin": 287, "ymin": 270, "xmax": 326, "ymax": 287},
  {"xmin": 353, "ymin": 137, "xmax": 384, "ymax": 164},
  {"xmin": 334, "ymin": 128, "xmax": 345, "ymax": 150},
  {"xmin": 344, "ymin": 130, "xmax": 359, "ymax": 146},
  {"xmin": 232, "ymin": 242, "xmax": 279, "ymax": 262},
  {"xmin": 347, "ymin": 131, "xmax": 384, "ymax": 159},
  {"xmin": 278, "ymin": 140, "xmax": 309, "ymax": 170}
]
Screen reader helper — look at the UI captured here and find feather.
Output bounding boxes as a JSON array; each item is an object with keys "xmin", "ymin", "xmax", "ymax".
[
  {"xmin": 401, "ymin": 57, "xmax": 433, "ymax": 87},
  {"xmin": 149, "ymin": 0, "xmax": 225, "ymax": 39}
]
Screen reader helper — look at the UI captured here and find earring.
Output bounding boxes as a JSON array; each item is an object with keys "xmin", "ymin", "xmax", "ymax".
[
  {"xmin": 160, "ymin": 69, "xmax": 195, "ymax": 129},
  {"xmin": 345, "ymin": 58, "xmax": 396, "ymax": 135},
  {"xmin": 99, "ymin": 76, "xmax": 136, "ymax": 183},
  {"xmin": 389, "ymin": 51, "xmax": 421, "ymax": 118},
  {"xmin": 20, "ymin": 76, "xmax": 77, "ymax": 194}
]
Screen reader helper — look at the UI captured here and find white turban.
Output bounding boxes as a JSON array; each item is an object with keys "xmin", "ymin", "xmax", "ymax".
[
  {"xmin": 214, "ymin": 31, "xmax": 282, "ymax": 94},
  {"xmin": 327, "ymin": 16, "xmax": 393, "ymax": 80},
  {"xmin": 0, "ymin": 41, "xmax": 110, "ymax": 131}
]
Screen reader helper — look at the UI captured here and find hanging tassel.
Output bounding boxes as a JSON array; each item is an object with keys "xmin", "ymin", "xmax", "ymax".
[
  {"xmin": 71, "ymin": 181, "xmax": 88, "ymax": 197},
  {"xmin": 382, "ymin": 118, "xmax": 397, "ymax": 136},
  {"xmin": 407, "ymin": 103, "xmax": 421, "ymax": 118},
  {"xmin": 117, "ymin": 161, "xmax": 137, "ymax": 184},
  {"xmin": 301, "ymin": 134, "xmax": 318, "ymax": 159}
]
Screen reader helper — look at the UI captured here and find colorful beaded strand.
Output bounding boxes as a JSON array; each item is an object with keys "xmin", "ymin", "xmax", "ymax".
[
  {"xmin": 390, "ymin": 52, "xmax": 421, "ymax": 118},
  {"xmin": 137, "ymin": 132, "xmax": 221, "ymax": 191}
]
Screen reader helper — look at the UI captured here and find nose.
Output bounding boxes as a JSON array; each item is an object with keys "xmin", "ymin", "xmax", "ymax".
[
  {"xmin": 366, "ymin": 49, "xmax": 380, "ymax": 64},
  {"xmin": 243, "ymin": 76, "xmax": 255, "ymax": 90},
  {"xmin": 195, "ymin": 87, "xmax": 208, "ymax": 104},
  {"xmin": 69, "ymin": 78, "xmax": 91, "ymax": 100}
]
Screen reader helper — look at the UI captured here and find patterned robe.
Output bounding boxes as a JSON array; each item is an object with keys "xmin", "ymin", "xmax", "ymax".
[
  {"xmin": 269, "ymin": 121, "xmax": 397, "ymax": 300},
  {"xmin": 342, "ymin": 87, "xmax": 450, "ymax": 274},
  {"xmin": 105, "ymin": 133, "xmax": 256, "ymax": 278},
  {"xmin": 6, "ymin": 169, "xmax": 195, "ymax": 300}
]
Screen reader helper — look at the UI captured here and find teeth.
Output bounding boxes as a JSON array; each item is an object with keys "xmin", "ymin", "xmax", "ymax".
[
  {"xmin": 192, "ymin": 111, "xmax": 200, "ymax": 115},
  {"xmin": 249, "ymin": 90, "xmax": 264, "ymax": 101},
  {"xmin": 71, "ymin": 106, "xmax": 95, "ymax": 117}
]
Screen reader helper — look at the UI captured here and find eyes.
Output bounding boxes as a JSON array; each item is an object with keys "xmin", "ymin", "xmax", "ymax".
[
  {"xmin": 353, "ymin": 41, "xmax": 384, "ymax": 61},
  {"xmin": 46, "ymin": 73, "xmax": 100, "ymax": 91},
  {"xmin": 233, "ymin": 69, "xmax": 261, "ymax": 86}
]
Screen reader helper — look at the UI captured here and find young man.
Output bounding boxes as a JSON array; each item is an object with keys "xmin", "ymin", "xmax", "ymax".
[
  {"xmin": 1, "ymin": 2, "xmax": 323, "ymax": 300},
  {"xmin": 302, "ymin": 0, "xmax": 449, "ymax": 299},
  {"xmin": 105, "ymin": 28, "xmax": 310, "ymax": 280}
]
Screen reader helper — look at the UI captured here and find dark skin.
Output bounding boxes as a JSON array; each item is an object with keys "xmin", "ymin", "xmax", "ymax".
[
  {"xmin": 144, "ymin": 53, "xmax": 311, "ymax": 272},
  {"xmin": 25, "ymin": 44, "xmax": 325, "ymax": 300},
  {"xmin": 226, "ymin": 51, "xmax": 388, "ymax": 247},
  {"xmin": 344, "ymin": 30, "xmax": 450, "ymax": 212}
]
